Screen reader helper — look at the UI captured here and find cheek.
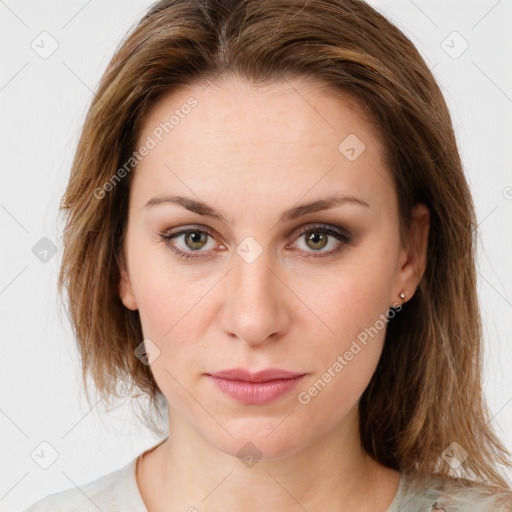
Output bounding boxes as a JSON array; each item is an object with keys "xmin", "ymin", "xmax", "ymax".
[
  {"xmin": 300, "ymin": 254, "xmax": 394, "ymax": 351},
  {"xmin": 294, "ymin": 283, "xmax": 389, "ymax": 430},
  {"xmin": 136, "ymin": 282, "xmax": 214, "ymax": 349},
  {"xmin": 292, "ymin": 244, "xmax": 396, "ymax": 406},
  {"xmin": 128, "ymin": 238, "xmax": 213, "ymax": 340}
]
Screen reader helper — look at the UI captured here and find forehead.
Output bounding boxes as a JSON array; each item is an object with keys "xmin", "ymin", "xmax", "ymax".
[
  {"xmin": 138, "ymin": 74, "xmax": 380, "ymax": 148},
  {"xmin": 130, "ymin": 75, "xmax": 395, "ymax": 216}
]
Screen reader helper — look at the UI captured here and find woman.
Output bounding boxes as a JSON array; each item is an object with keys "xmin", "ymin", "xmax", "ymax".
[{"xmin": 25, "ymin": 0, "xmax": 512, "ymax": 510}]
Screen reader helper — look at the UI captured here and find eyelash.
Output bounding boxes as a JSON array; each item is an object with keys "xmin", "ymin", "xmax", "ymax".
[{"xmin": 157, "ymin": 224, "xmax": 352, "ymax": 261}]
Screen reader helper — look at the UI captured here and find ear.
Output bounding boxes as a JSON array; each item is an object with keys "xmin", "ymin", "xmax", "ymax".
[
  {"xmin": 118, "ymin": 247, "xmax": 138, "ymax": 311},
  {"xmin": 392, "ymin": 202, "xmax": 430, "ymax": 305}
]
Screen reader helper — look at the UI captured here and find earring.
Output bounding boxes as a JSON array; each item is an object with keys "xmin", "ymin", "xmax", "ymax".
[{"xmin": 399, "ymin": 291, "xmax": 405, "ymax": 300}]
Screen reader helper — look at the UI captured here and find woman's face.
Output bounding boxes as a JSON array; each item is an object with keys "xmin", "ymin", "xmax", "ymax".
[{"xmin": 119, "ymin": 75, "xmax": 428, "ymax": 460}]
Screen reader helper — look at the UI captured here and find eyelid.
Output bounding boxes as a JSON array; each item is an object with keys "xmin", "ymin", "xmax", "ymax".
[
  {"xmin": 292, "ymin": 223, "xmax": 352, "ymax": 243},
  {"xmin": 158, "ymin": 222, "xmax": 352, "ymax": 260},
  {"xmin": 157, "ymin": 225, "xmax": 222, "ymax": 261},
  {"xmin": 159, "ymin": 223, "xmax": 350, "ymax": 244}
]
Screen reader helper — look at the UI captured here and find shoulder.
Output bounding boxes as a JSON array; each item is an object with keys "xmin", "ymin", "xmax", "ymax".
[
  {"xmin": 399, "ymin": 472, "xmax": 512, "ymax": 512},
  {"xmin": 23, "ymin": 458, "xmax": 136, "ymax": 512}
]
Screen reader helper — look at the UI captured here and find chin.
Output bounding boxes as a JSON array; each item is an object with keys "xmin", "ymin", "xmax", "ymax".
[{"xmin": 202, "ymin": 417, "xmax": 310, "ymax": 462}]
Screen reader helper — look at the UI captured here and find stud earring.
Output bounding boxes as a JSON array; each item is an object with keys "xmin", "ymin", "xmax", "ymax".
[{"xmin": 399, "ymin": 291, "xmax": 405, "ymax": 300}]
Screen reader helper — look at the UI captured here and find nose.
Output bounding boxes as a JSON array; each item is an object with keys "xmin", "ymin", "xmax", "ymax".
[{"xmin": 218, "ymin": 245, "xmax": 292, "ymax": 346}]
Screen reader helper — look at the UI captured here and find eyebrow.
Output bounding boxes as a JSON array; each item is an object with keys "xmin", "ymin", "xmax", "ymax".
[{"xmin": 143, "ymin": 194, "xmax": 369, "ymax": 224}]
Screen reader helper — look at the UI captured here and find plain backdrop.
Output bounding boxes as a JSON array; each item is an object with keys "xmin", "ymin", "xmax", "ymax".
[{"xmin": 1, "ymin": 1, "xmax": 511, "ymax": 510}]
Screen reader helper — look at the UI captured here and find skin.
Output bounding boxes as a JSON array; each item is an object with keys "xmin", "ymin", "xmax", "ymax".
[{"xmin": 119, "ymin": 75, "xmax": 430, "ymax": 512}]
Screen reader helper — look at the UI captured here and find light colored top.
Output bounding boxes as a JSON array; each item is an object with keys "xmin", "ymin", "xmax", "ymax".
[{"xmin": 23, "ymin": 440, "xmax": 511, "ymax": 512}]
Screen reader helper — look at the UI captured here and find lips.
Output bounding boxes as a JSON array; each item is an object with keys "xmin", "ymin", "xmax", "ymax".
[
  {"xmin": 207, "ymin": 367, "xmax": 306, "ymax": 383},
  {"xmin": 205, "ymin": 367, "xmax": 306, "ymax": 405}
]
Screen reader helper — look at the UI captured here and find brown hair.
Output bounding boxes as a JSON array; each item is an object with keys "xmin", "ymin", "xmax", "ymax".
[{"xmin": 57, "ymin": 0, "xmax": 512, "ymax": 498}]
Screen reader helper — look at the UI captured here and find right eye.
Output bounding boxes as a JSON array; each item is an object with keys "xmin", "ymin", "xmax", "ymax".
[{"xmin": 158, "ymin": 226, "xmax": 222, "ymax": 260}]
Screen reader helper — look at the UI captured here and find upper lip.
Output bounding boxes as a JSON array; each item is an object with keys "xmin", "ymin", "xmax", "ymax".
[{"xmin": 207, "ymin": 367, "xmax": 306, "ymax": 383}]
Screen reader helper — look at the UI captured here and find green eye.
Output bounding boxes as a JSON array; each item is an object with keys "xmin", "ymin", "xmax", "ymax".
[{"xmin": 159, "ymin": 223, "xmax": 352, "ymax": 261}]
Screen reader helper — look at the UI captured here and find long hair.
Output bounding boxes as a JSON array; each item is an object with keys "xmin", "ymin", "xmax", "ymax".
[{"xmin": 57, "ymin": 0, "xmax": 512, "ymax": 499}]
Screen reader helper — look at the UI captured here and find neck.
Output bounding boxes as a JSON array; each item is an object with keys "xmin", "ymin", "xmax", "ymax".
[{"xmin": 136, "ymin": 404, "xmax": 401, "ymax": 512}]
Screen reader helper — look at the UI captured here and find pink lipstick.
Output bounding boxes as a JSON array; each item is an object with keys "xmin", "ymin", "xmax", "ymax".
[{"xmin": 206, "ymin": 367, "xmax": 306, "ymax": 405}]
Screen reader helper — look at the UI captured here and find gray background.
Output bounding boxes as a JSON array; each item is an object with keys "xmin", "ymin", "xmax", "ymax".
[{"xmin": 1, "ymin": 0, "xmax": 511, "ymax": 510}]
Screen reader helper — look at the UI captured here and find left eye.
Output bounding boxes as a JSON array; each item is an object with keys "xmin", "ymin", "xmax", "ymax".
[
  {"xmin": 158, "ymin": 224, "xmax": 352, "ymax": 260},
  {"xmin": 292, "ymin": 225, "xmax": 351, "ymax": 256}
]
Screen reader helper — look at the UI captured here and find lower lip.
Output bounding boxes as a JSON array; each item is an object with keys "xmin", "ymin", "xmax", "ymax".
[{"xmin": 207, "ymin": 375, "xmax": 305, "ymax": 405}]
